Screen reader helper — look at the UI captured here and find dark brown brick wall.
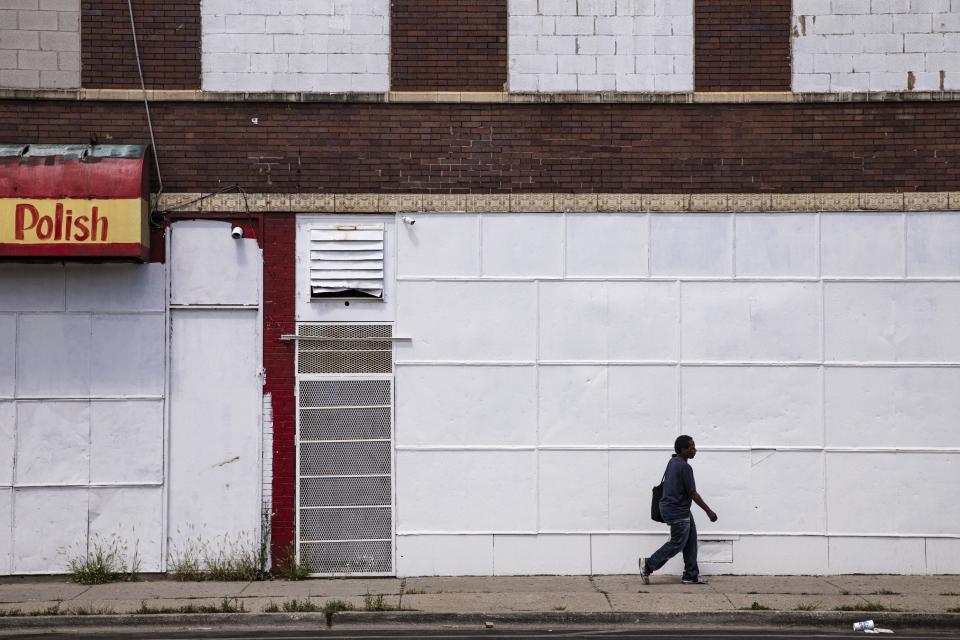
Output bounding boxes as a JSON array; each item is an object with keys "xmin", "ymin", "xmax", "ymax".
[
  {"xmin": 391, "ymin": 0, "xmax": 507, "ymax": 91},
  {"xmin": 695, "ymin": 0, "xmax": 791, "ymax": 92},
  {"xmin": 81, "ymin": 0, "xmax": 200, "ymax": 90},
  {"xmin": 2, "ymin": 100, "xmax": 958, "ymax": 193}
]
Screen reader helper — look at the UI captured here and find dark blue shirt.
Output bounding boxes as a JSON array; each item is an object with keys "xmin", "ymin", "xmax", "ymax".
[{"xmin": 658, "ymin": 455, "xmax": 696, "ymax": 522}]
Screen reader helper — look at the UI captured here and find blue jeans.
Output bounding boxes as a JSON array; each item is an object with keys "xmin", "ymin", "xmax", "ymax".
[{"xmin": 644, "ymin": 514, "xmax": 699, "ymax": 580}]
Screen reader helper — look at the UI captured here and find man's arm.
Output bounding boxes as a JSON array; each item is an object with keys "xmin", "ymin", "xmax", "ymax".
[{"xmin": 691, "ymin": 491, "xmax": 718, "ymax": 522}]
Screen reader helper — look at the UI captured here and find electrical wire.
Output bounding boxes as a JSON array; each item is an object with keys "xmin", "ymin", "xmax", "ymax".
[{"xmin": 127, "ymin": 0, "xmax": 164, "ymax": 216}]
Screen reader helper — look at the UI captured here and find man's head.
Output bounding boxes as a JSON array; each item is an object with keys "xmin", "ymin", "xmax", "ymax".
[{"xmin": 674, "ymin": 435, "xmax": 696, "ymax": 459}]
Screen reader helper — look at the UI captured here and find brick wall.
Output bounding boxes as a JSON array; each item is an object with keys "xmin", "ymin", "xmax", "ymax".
[
  {"xmin": 508, "ymin": 0, "xmax": 693, "ymax": 92},
  {"xmin": 793, "ymin": 0, "xmax": 960, "ymax": 92},
  {"xmin": 202, "ymin": 0, "xmax": 389, "ymax": 93},
  {"xmin": 1, "ymin": 100, "xmax": 959, "ymax": 193},
  {"xmin": 262, "ymin": 214, "xmax": 297, "ymax": 563},
  {"xmin": 81, "ymin": 0, "xmax": 200, "ymax": 89},
  {"xmin": 0, "ymin": 0, "xmax": 79, "ymax": 89},
  {"xmin": 391, "ymin": 0, "xmax": 506, "ymax": 91},
  {"xmin": 696, "ymin": 0, "xmax": 791, "ymax": 92}
]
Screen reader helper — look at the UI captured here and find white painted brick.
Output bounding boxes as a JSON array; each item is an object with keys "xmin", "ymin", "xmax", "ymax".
[
  {"xmin": 57, "ymin": 11, "xmax": 77, "ymax": 31},
  {"xmin": 509, "ymin": 72, "xmax": 538, "ymax": 91},
  {"xmin": 511, "ymin": 0, "xmax": 538, "ymax": 15},
  {"xmin": 671, "ymin": 15, "xmax": 693, "ymax": 35},
  {"xmin": 0, "ymin": 30, "xmax": 39, "ymax": 50},
  {"xmin": 635, "ymin": 53, "xmax": 674, "ymax": 74},
  {"xmin": 831, "ymin": 71, "xmax": 871, "ymax": 89},
  {"xmin": 579, "ymin": 0, "xmax": 617, "ymax": 15},
  {"xmin": 0, "ymin": 11, "xmax": 16, "ymax": 30},
  {"xmin": 832, "ymin": 0, "xmax": 872, "ymax": 13},
  {"xmin": 934, "ymin": 11, "xmax": 960, "ymax": 30},
  {"xmin": 203, "ymin": 53, "xmax": 250, "ymax": 73},
  {"xmin": 17, "ymin": 10, "xmax": 58, "ymax": 30},
  {"xmin": 654, "ymin": 0, "xmax": 691, "ymax": 16},
  {"xmin": 39, "ymin": 0, "xmax": 75, "ymax": 9},
  {"xmin": 926, "ymin": 50, "xmax": 960, "ymax": 68},
  {"xmin": 40, "ymin": 69, "xmax": 77, "ymax": 88},
  {"xmin": 654, "ymin": 69, "xmax": 691, "ymax": 90},
  {"xmin": 558, "ymin": 53, "xmax": 597, "ymax": 74},
  {"xmin": 794, "ymin": 52, "xmax": 815, "ymax": 73},
  {"xmin": 0, "ymin": 50, "xmax": 16, "ymax": 68},
  {"xmin": 597, "ymin": 53, "xmax": 634, "ymax": 74},
  {"xmin": 17, "ymin": 49, "xmax": 56, "ymax": 70},
  {"xmin": 862, "ymin": 33, "xmax": 903, "ymax": 52},
  {"xmin": 512, "ymin": 54, "xmax": 556, "ymax": 74},
  {"xmin": 653, "ymin": 34, "xmax": 689, "ymax": 54},
  {"xmin": 265, "ymin": 15, "xmax": 303, "ymax": 34},
  {"xmin": 574, "ymin": 35, "xmax": 612, "ymax": 54},
  {"xmin": 869, "ymin": 69, "xmax": 909, "ymax": 87},
  {"xmin": 224, "ymin": 14, "xmax": 266, "ymax": 33},
  {"xmin": 540, "ymin": 0, "xmax": 577, "ymax": 15},
  {"xmin": 539, "ymin": 34, "xmax": 577, "ymax": 54},
  {"xmin": 615, "ymin": 72, "xmax": 654, "ymax": 90},
  {"xmin": 796, "ymin": 0, "xmax": 831, "ymax": 13},
  {"xmin": 883, "ymin": 51, "xmax": 925, "ymax": 69},
  {"xmin": 627, "ymin": 34, "xmax": 655, "ymax": 54},
  {"xmin": 249, "ymin": 53, "xmax": 288, "ymax": 73},
  {"xmin": 556, "ymin": 15, "xmax": 595, "ymax": 35},
  {"xmin": 851, "ymin": 51, "xmax": 889, "ymax": 70},
  {"xmin": 910, "ymin": 69, "xmax": 943, "ymax": 87},
  {"xmin": 871, "ymin": 0, "xmax": 910, "ymax": 10},
  {"xmin": 511, "ymin": 35, "xmax": 538, "ymax": 54},
  {"xmin": 859, "ymin": 12, "xmax": 895, "ymax": 32},
  {"xmin": 911, "ymin": 0, "xmax": 950, "ymax": 10},
  {"xmin": 538, "ymin": 72, "xmax": 578, "ymax": 91},
  {"xmin": 814, "ymin": 14, "xmax": 855, "ymax": 34},
  {"xmin": 893, "ymin": 12, "xmax": 933, "ymax": 31},
  {"xmin": 595, "ymin": 16, "xmax": 633, "ymax": 35},
  {"xmin": 906, "ymin": 31, "xmax": 947, "ymax": 50}
]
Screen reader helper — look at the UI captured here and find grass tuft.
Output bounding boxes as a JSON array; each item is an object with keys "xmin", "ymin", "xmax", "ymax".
[
  {"xmin": 833, "ymin": 601, "xmax": 901, "ymax": 612},
  {"xmin": 282, "ymin": 599, "xmax": 321, "ymax": 613},
  {"xmin": 135, "ymin": 598, "xmax": 246, "ymax": 615},
  {"xmin": 168, "ymin": 530, "xmax": 267, "ymax": 582},
  {"xmin": 946, "ymin": 607, "xmax": 960, "ymax": 614},
  {"xmin": 274, "ymin": 544, "xmax": 311, "ymax": 581},
  {"xmin": 322, "ymin": 599, "xmax": 355, "ymax": 627},
  {"xmin": 794, "ymin": 602, "xmax": 820, "ymax": 611},
  {"xmin": 363, "ymin": 593, "xmax": 398, "ymax": 611},
  {"xmin": 739, "ymin": 601, "xmax": 772, "ymax": 611},
  {"xmin": 67, "ymin": 535, "xmax": 140, "ymax": 585},
  {"xmin": 872, "ymin": 588, "xmax": 899, "ymax": 595}
]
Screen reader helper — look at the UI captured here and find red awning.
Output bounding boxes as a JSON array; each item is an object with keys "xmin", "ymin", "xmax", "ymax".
[{"xmin": 0, "ymin": 144, "xmax": 148, "ymax": 199}]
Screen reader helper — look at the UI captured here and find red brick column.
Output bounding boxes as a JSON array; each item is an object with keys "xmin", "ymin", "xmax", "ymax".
[
  {"xmin": 262, "ymin": 214, "xmax": 297, "ymax": 564},
  {"xmin": 695, "ymin": 0, "xmax": 792, "ymax": 92}
]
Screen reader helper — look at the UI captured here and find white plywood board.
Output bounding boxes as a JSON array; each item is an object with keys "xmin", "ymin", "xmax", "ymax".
[
  {"xmin": 13, "ymin": 488, "xmax": 88, "ymax": 573},
  {"xmin": 15, "ymin": 401, "xmax": 89, "ymax": 485},
  {"xmin": 90, "ymin": 314, "xmax": 165, "ymax": 396},
  {"xmin": 0, "ymin": 315, "xmax": 14, "ymax": 397},
  {"xmin": 0, "ymin": 264, "xmax": 65, "ymax": 312},
  {"xmin": 729, "ymin": 535, "xmax": 829, "ymax": 575},
  {"xmin": 821, "ymin": 212, "xmax": 904, "ymax": 278},
  {"xmin": 16, "ymin": 314, "xmax": 91, "ymax": 397},
  {"xmin": 565, "ymin": 213, "xmax": 648, "ymax": 277},
  {"xmin": 493, "ymin": 535, "xmax": 591, "ymax": 575},
  {"xmin": 926, "ymin": 538, "xmax": 960, "ymax": 574},
  {"xmin": 65, "ymin": 263, "xmax": 165, "ymax": 312},
  {"xmin": 826, "ymin": 452, "xmax": 958, "ymax": 535},
  {"xmin": 538, "ymin": 366, "xmax": 607, "ymax": 445},
  {"xmin": 825, "ymin": 282, "xmax": 960, "ymax": 362},
  {"xmin": 168, "ymin": 309, "xmax": 261, "ymax": 541},
  {"xmin": 606, "ymin": 282, "xmax": 681, "ymax": 361},
  {"xmin": 649, "ymin": 214, "xmax": 732, "ymax": 277},
  {"xmin": 170, "ymin": 220, "xmax": 260, "ymax": 306},
  {"xmin": 608, "ymin": 450, "xmax": 675, "ymax": 531},
  {"xmin": 591, "ymin": 534, "xmax": 658, "ymax": 575},
  {"xmin": 907, "ymin": 212, "xmax": 960, "ymax": 277},
  {"xmin": 481, "ymin": 214, "xmax": 563, "ymax": 277},
  {"xmin": 825, "ymin": 367, "xmax": 960, "ymax": 448},
  {"xmin": 0, "ymin": 402, "xmax": 13, "ymax": 485},
  {"xmin": 397, "ymin": 214, "xmax": 480, "ymax": 277},
  {"xmin": 538, "ymin": 282, "xmax": 608, "ymax": 360},
  {"xmin": 396, "ymin": 450, "xmax": 537, "ymax": 532},
  {"xmin": 89, "ymin": 400, "xmax": 163, "ymax": 484},
  {"xmin": 395, "ymin": 365, "xmax": 536, "ymax": 446},
  {"xmin": 396, "ymin": 534, "xmax": 493, "ymax": 576},
  {"xmin": 296, "ymin": 215, "xmax": 397, "ymax": 322},
  {"xmin": 735, "ymin": 213, "xmax": 818, "ymax": 277},
  {"xmin": 396, "ymin": 281, "xmax": 537, "ymax": 361},
  {"xmin": 682, "ymin": 282, "xmax": 821, "ymax": 361},
  {"xmin": 0, "ymin": 489, "xmax": 10, "ymax": 574},
  {"xmin": 538, "ymin": 451, "xmax": 608, "ymax": 531},
  {"xmin": 88, "ymin": 487, "xmax": 163, "ymax": 572},
  {"xmin": 607, "ymin": 366, "xmax": 678, "ymax": 445},
  {"xmin": 828, "ymin": 537, "xmax": 926, "ymax": 574},
  {"xmin": 682, "ymin": 367, "xmax": 822, "ymax": 447}
]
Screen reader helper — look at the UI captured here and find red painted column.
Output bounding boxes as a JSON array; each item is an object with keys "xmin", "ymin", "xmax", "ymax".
[{"xmin": 262, "ymin": 214, "xmax": 297, "ymax": 565}]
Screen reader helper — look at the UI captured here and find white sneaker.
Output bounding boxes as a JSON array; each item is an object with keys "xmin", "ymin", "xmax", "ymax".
[{"xmin": 639, "ymin": 558, "xmax": 650, "ymax": 585}]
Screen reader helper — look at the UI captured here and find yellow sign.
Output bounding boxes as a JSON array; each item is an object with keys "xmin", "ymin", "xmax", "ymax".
[{"xmin": 0, "ymin": 198, "xmax": 148, "ymax": 258}]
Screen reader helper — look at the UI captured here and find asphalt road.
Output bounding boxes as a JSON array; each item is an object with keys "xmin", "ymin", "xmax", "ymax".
[{"xmin": 3, "ymin": 627, "xmax": 957, "ymax": 640}]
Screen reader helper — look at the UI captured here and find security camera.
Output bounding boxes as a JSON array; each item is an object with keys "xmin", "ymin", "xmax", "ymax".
[
  {"xmin": 231, "ymin": 226, "xmax": 244, "ymax": 239},
  {"xmin": 401, "ymin": 216, "xmax": 416, "ymax": 225}
]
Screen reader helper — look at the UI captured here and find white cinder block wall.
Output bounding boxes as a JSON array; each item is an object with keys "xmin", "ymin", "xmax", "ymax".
[
  {"xmin": 793, "ymin": 0, "xmax": 960, "ymax": 92},
  {"xmin": 0, "ymin": 0, "xmax": 80, "ymax": 89},
  {"xmin": 0, "ymin": 264, "xmax": 166, "ymax": 574},
  {"xmin": 202, "ymin": 0, "xmax": 390, "ymax": 92},
  {"xmin": 385, "ymin": 211, "xmax": 960, "ymax": 576},
  {"xmin": 508, "ymin": 0, "xmax": 694, "ymax": 92}
]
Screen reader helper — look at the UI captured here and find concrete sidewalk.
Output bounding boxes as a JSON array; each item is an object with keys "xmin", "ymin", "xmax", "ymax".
[{"xmin": 1, "ymin": 574, "xmax": 959, "ymax": 619}]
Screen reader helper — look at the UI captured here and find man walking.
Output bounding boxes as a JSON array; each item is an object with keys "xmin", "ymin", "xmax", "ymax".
[{"xmin": 640, "ymin": 435, "xmax": 717, "ymax": 585}]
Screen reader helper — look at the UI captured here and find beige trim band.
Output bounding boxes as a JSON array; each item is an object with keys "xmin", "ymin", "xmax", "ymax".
[
  {"xmin": 3, "ymin": 88, "xmax": 960, "ymax": 104},
  {"xmin": 155, "ymin": 192, "xmax": 960, "ymax": 214}
]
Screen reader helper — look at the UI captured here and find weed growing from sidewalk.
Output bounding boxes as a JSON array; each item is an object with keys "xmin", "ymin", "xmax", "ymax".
[
  {"xmin": 66, "ymin": 534, "xmax": 141, "ymax": 585},
  {"xmin": 833, "ymin": 602, "xmax": 901, "ymax": 612},
  {"xmin": 274, "ymin": 544, "xmax": 311, "ymax": 581},
  {"xmin": 322, "ymin": 600, "xmax": 354, "ymax": 627},
  {"xmin": 0, "ymin": 609, "xmax": 24, "ymax": 617},
  {"xmin": 168, "ymin": 529, "xmax": 267, "ymax": 581},
  {"xmin": 363, "ymin": 593, "xmax": 398, "ymax": 611},
  {"xmin": 947, "ymin": 607, "xmax": 960, "ymax": 614},
  {"xmin": 941, "ymin": 592, "xmax": 960, "ymax": 596},
  {"xmin": 553, "ymin": 605, "xmax": 567, "ymax": 611},
  {"xmin": 872, "ymin": 589, "xmax": 899, "ymax": 595},
  {"xmin": 403, "ymin": 588, "xmax": 426, "ymax": 595},
  {"xmin": 282, "ymin": 599, "xmax": 321, "ymax": 612},
  {"xmin": 135, "ymin": 598, "xmax": 246, "ymax": 614},
  {"xmin": 740, "ymin": 601, "xmax": 772, "ymax": 611},
  {"xmin": 794, "ymin": 603, "xmax": 820, "ymax": 611}
]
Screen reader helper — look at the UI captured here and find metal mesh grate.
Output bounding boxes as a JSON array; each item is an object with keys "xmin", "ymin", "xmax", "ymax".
[
  {"xmin": 298, "ymin": 324, "xmax": 392, "ymax": 375},
  {"xmin": 300, "ymin": 507, "xmax": 392, "ymax": 541},
  {"xmin": 300, "ymin": 406, "xmax": 391, "ymax": 441},
  {"xmin": 300, "ymin": 476, "xmax": 392, "ymax": 508},
  {"xmin": 299, "ymin": 380, "xmax": 391, "ymax": 408},
  {"xmin": 300, "ymin": 441, "xmax": 391, "ymax": 476},
  {"xmin": 301, "ymin": 540, "xmax": 392, "ymax": 574}
]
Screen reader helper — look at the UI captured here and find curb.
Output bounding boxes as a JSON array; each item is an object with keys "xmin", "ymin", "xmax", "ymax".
[{"xmin": 1, "ymin": 611, "xmax": 959, "ymax": 631}]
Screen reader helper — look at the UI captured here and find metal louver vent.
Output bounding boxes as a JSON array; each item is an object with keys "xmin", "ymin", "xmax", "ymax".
[
  {"xmin": 310, "ymin": 224, "xmax": 384, "ymax": 299},
  {"xmin": 298, "ymin": 324, "xmax": 392, "ymax": 375}
]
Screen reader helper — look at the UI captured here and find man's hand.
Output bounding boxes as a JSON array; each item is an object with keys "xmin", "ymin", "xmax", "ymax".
[{"xmin": 706, "ymin": 509, "xmax": 718, "ymax": 523}]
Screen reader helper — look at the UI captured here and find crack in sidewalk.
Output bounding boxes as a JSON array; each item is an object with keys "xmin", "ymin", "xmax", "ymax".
[{"xmin": 587, "ymin": 575, "xmax": 613, "ymax": 611}]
